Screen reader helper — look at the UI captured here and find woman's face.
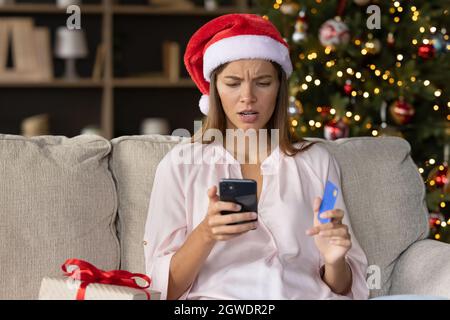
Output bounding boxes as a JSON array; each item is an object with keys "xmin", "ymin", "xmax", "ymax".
[{"xmin": 216, "ymin": 59, "xmax": 280, "ymax": 131}]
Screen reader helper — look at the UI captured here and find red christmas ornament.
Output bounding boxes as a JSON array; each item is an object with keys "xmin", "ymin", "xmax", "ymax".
[
  {"xmin": 324, "ymin": 117, "xmax": 349, "ymax": 140},
  {"xmin": 429, "ymin": 212, "xmax": 445, "ymax": 229},
  {"xmin": 429, "ymin": 217, "xmax": 439, "ymax": 229},
  {"xmin": 343, "ymin": 80, "xmax": 353, "ymax": 95},
  {"xmin": 320, "ymin": 106, "xmax": 332, "ymax": 117},
  {"xmin": 318, "ymin": 18, "xmax": 350, "ymax": 48},
  {"xmin": 428, "ymin": 164, "xmax": 449, "ymax": 189},
  {"xmin": 418, "ymin": 44, "xmax": 436, "ymax": 59},
  {"xmin": 389, "ymin": 98, "xmax": 415, "ymax": 125}
]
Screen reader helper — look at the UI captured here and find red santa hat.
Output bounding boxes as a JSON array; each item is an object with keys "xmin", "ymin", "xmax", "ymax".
[{"xmin": 184, "ymin": 13, "xmax": 293, "ymax": 115}]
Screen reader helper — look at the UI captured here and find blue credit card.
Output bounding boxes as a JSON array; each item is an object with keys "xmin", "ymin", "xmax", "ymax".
[{"xmin": 318, "ymin": 180, "xmax": 339, "ymax": 224}]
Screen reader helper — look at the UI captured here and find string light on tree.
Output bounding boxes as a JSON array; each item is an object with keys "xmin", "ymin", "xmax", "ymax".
[
  {"xmin": 364, "ymin": 37, "xmax": 381, "ymax": 54},
  {"xmin": 426, "ymin": 145, "xmax": 450, "ymax": 201},
  {"xmin": 266, "ymin": 0, "xmax": 450, "ymax": 242}
]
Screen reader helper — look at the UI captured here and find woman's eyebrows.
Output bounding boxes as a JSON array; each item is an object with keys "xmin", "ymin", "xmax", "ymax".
[{"xmin": 224, "ymin": 75, "xmax": 273, "ymax": 80}]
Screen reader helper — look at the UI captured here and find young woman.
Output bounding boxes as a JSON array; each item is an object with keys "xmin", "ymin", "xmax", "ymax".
[{"xmin": 143, "ymin": 13, "xmax": 369, "ymax": 300}]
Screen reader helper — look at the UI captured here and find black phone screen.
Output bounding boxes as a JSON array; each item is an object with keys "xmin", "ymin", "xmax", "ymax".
[{"xmin": 219, "ymin": 179, "xmax": 258, "ymax": 223}]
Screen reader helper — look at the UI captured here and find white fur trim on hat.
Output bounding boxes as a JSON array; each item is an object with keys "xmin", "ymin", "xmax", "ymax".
[
  {"xmin": 199, "ymin": 94, "xmax": 209, "ymax": 115},
  {"xmin": 203, "ymin": 35, "xmax": 293, "ymax": 82}
]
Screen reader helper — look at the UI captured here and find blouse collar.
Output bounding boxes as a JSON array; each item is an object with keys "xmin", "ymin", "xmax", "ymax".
[{"xmin": 206, "ymin": 139, "xmax": 284, "ymax": 175}]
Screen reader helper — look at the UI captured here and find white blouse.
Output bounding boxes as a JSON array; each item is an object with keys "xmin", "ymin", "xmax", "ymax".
[{"xmin": 144, "ymin": 139, "xmax": 369, "ymax": 300}]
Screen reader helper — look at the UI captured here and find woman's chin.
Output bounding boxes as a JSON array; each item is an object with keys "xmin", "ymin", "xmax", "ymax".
[
  {"xmin": 226, "ymin": 119, "xmax": 265, "ymax": 132},
  {"xmin": 237, "ymin": 124, "xmax": 263, "ymax": 132}
]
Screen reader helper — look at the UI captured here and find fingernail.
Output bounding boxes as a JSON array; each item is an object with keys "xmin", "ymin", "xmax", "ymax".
[
  {"xmin": 305, "ymin": 229, "xmax": 311, "ymax": 235},
  {"xmin": 236, "ymin": 205, "xmax": 242, "ymax": 211},
  {"xmin": 251, "ymin": 212, "xmax": 257, "ymax": 218}
]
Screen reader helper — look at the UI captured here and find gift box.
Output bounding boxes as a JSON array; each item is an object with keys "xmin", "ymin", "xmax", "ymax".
[{"xmin": 38, "ymin": 259, "xmax": 160, "ymax": 300}]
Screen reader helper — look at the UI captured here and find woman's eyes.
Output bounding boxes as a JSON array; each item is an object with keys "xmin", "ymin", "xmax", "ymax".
[{"xmin": 226, "ymin": 82, "xmax": 271, "ymax": 87}]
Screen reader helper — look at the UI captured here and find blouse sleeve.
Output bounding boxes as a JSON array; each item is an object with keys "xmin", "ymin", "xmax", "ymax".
[
  {"xmin": 319, "ymin": 151, "xmax": 370, "ymax": 300},
  {"xmin": 143, "ymin": 153, "xmax": 192, "ymax": 300}
]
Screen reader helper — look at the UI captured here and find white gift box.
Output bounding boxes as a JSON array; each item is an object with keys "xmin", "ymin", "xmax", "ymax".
[{"xmin": 38, "ymin": 276, "xmax": 161, "ymax": 300}]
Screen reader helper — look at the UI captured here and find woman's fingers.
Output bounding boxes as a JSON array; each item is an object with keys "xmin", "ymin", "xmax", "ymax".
[
  {"xmin": 211, "ymin": 221, "xmax": 257, "ymax": 236},
  {"xmin": 328, "ymin": 238, "xmax": 352, "ymax": 248},
  {"xmin": 205, "ymin": 186, "xmax": 257, "ymax": 241},
  {"xmin": 209, "ymin": 211, "xmax": 257, "ymax": 227},
  {"xmin": 213, "ymin": 231, "xmax": 249, "ymax": 241},
  {"xmin": 306, "ymin": 209, "xmax": 345, "ymax": 235},
  {"xmin": 207, "ymin": 186, "xmax": 219, "ymax": 201},
  {"xmin": 305, "ymin": 221, "xmax": 335, "ymax": 235},
  {"xmin": 320, "ymin": 209, "xmax": 344, "ymax": 222},
  {"xmin": 214, "ymin": 201, "xmax": 242, "ymax": 214},
  {"xmin": 318, "ymin": 226, "xmax": 349, "ymax": 238},
  {"xmin": 313, "ymin": 197, "xmax": 322, "ymax": 214}
]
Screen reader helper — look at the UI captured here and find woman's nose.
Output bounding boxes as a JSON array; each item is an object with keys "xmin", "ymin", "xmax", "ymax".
[{"xmin": 240, "ymin": 84, "xmax": 256, "ymax": 103}]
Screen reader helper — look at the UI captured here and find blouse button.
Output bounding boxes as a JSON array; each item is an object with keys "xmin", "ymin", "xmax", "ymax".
[{"xmin": 142, "ymin": 240, "xmax": 148, "ymax": 246}]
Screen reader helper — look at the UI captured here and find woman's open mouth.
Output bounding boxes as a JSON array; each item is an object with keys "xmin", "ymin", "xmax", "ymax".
[{"xmin": 237, "ymin": 111, "xmax": 259, "ymax": 123}]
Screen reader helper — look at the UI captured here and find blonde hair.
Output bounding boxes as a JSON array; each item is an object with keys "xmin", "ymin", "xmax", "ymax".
[{"xmin": 192, "ymin": 61, "xmax": 318, "ymax": 157}]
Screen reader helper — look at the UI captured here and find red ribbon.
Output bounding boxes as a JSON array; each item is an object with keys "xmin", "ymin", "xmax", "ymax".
[{"xmin": 61, "ymin": 259, "xmax": 152, "ymax": 300}]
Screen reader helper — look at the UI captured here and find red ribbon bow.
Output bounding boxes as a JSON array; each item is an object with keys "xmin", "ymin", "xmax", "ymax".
[{"xmin": 61, "ymin": 258, "xmax": 152, "ymax": 300}]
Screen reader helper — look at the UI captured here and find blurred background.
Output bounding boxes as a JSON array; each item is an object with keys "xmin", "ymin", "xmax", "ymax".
[
  {"xmin": 0, "ymin": 0, "xmax": 449, "ymax": 242},
  {"xmin": 256, "ymin": 0, "xmax": 450, "ymax": 242},
  {"xmin": 0, "ymin": 0, "xmax": 252, "ymax": 140}
]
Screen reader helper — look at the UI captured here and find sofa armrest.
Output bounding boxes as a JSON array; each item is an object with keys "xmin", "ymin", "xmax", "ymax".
[{"xmin": 390, "ymin": 239, "xmax": 450, "ymax": 298}]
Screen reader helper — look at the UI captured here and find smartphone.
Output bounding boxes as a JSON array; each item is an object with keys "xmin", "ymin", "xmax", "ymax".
[
  {"xmin": 318, "ymin": 180, "xmax": 339, "ymax": 224},
  {"xmin": 219, "ymin": 178, "xmax": 258, "ymax": 225}
]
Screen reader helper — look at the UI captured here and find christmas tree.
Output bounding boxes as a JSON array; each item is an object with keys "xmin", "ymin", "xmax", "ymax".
[{"xmin": 253, "ymin": 0, "xmax": 450, "ymax": 242}]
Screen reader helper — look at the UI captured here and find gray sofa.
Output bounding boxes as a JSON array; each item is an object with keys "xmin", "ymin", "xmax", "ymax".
[{"xmin": 1, "ymin": 133, "xmax": 449, "ymax": 300}]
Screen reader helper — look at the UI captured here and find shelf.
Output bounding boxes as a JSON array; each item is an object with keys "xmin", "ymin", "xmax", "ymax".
[
  {"xmin": 113, "ymin": 76, "xmax": 195, "ymax": 88},
  {"xmin": 0, "ymin": 4, "xmax": 103, "ymax": 14},
  {"xmin": 0, "ymin": 0, "xmax": 252, "ymax": 139},
  {"xmin": 0, "ymin": 79, "xmax": 103, "ymax": 88},
  {"xmin": 112, "ymin": 5, "xmax": 253, "ymax": 16}
]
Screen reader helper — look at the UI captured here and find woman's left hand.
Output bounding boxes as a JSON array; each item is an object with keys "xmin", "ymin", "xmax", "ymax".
[{"xmin": 305, "ymin": 197, "xmax": 352, "ymax": 265}]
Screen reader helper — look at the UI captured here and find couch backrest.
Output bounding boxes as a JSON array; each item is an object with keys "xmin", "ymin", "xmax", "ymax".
[
  {"xmin": 0, "ymin": 134, "xmax": 120, "ymax": 299},
  {"xmin": 111, "ymin": 135, "xmax": 429, "ymax": 298},
  {"xmin": 109, "ymin": 135, "xmax": 186, "ymax": 274}
]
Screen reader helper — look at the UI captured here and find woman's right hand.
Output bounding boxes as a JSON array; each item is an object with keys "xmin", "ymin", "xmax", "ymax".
[{"xmin": 200, "ymin": 185, "xmax": 258, "ymax": 243}]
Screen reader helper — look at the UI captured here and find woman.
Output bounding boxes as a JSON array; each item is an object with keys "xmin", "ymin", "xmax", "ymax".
[{"xmin": 143, "ymin": 13, "xmax": 369, "ymax": 300}]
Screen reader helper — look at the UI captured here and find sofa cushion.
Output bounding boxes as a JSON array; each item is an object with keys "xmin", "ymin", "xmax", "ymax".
[
  {"xmin": 305, "ymin": 136, "xmax": 429, "ymax": 297},
  {"xmin": 0, "ymin": 134, "xmax": 119, "ymax": 299},
  {"xmin": 109, "ymin": 135, "xmax": 186, "ymax": 274}
]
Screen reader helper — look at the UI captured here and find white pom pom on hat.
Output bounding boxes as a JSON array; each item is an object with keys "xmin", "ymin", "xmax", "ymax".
[
  {"xmin": 184, "ymin": 13, "xmax": 293, "ymax": 116},
  {"xmin": 199, "ymin": 94, "xmax": 210, "ymax": 115}
]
